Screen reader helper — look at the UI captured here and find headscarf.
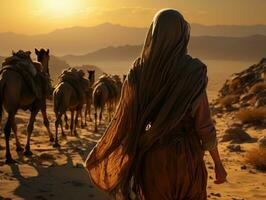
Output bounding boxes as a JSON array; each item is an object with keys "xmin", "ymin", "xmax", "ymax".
[{"xmin": 85, "ymin": 9, "xmax": 208, "ymax": 199}]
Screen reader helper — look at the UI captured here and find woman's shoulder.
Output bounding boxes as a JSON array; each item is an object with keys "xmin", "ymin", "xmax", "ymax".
[
  {"xmin": 189, "ymin": 56, "xmax": 207, "ymax": 70},
  {"xmin": 184, "ymin": 56, "xmax": 207, "ymax": 76}
]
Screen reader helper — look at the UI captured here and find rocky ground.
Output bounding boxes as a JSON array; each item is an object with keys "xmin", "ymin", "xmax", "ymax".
[{"xmin": 206, "ymin": 58, "xmax": 266, "ymax": 199}]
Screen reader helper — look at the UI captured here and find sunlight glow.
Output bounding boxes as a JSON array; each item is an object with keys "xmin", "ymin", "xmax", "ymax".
[{"xmin": 41, "ymin": 0, "xmax": 81, "ymax": 17}]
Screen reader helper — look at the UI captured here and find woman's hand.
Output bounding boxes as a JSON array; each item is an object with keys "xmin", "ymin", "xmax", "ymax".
[
  {"xmin": 209, "ymin": 146, "xmax": 227, "ymax": 184},
  {"xmin": 214, "ymin": 163, "xmax": 227, "ymax": 184}
]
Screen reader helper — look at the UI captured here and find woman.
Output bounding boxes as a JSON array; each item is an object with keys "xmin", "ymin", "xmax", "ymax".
[{"xmin": 86, "ymin": 9, "xmax": 227, "ymax": 200}]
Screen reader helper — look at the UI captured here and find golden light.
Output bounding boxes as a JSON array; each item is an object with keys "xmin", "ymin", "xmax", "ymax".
[{"xmin": 40, "ymin": 0, "xmax": 80, "ymax": 17}]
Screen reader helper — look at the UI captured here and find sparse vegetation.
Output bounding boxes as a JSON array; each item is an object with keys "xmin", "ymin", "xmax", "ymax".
[
  {"xmin": 249, "ymin": 82, "xmax": 266, "ymax": 94},
  {"xmin": 246, "ymin": 148, "xmax": 266, "ymax": 171},
  {"xmin": 236, "ymin": 108, "xmax": 266, "ymax": 124},
  {"xmin": 219, "ymin": 95, "xmax": 238, "ymax": 107}
]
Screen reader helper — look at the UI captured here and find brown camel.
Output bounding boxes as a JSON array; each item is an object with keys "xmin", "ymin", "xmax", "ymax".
[
  {"xmin": 53, "ymin": 68, "xmax": 88, "ymax": 146},
  {"xmin": 0, "ymin": 48, "xmax": 53, "ymax": 164},
  {"xmin": 62, "ymin": 70, "xmax": 94, "ymax": 130},
  {"xmin": 92, "ymin": 74, "xmax": 120, "ymax": 132}
]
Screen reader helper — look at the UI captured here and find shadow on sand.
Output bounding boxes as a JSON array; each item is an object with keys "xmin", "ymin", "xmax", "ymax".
[{"xmin": 0, "ymin": 123, "xmax": 109, "ymax": 200}]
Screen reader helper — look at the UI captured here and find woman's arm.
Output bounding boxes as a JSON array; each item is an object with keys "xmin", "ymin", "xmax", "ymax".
[
  {"xmin": 209, "ymin": 146, "xmax": 227, "ymax": 184},
  {"xmin": 193, "ymin": 91, "xmax": 227, "ymax": 184}
]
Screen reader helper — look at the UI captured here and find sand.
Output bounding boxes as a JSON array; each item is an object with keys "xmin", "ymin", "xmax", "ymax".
[{"xmin": 0, "ymin": 94, "xmax": 265, "ymax": 200}]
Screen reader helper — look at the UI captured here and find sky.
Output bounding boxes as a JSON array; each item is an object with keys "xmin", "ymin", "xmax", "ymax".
[{"xmin": 0, "ymin": 0, "xmax": 265, "ymax": 35}]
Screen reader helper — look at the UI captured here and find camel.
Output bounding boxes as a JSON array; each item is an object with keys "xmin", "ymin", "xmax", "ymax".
[
  {"xmin": 53, "ymin": 68, "xmax": 88, "ymax": 146},
  {"xmin": 0, "ymin": 49, "xmax": 53, "ymax": 164},
  {"xmin": 62, "ymin": 70, "xmax": 94, "ymax": 130},
  {"xmin": 92, "ymin": 74, "xmax": 120, "ymax": 132}
]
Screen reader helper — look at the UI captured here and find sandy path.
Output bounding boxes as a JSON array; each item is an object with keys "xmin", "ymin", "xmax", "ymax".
[
  {"xmin": 0, "ymin": 99, "xmax": 265, "ymax": 200},
  {"xmin": 0, "ymin": 101, "xmax": 109, "ymax": 200}
]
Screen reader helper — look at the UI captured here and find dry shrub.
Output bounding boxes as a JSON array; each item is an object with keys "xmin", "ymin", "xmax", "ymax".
[
  {"xmin": 249, "ymin": 82, "xmax": 266, "ymax": 94},
  {"xmin": 246, "ymin": 148, "xmax": 266, "ymax": 171},
  {"xmin": 236, "ymin": 108, "xmax": 266, "ymax": 124},
  {"xmin": 219, "ymin": 95, "xmax": 238, "ymax": 107}
]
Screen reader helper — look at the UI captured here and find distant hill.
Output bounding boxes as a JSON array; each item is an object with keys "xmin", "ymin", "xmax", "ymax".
[
  {"xmin": 0, "ymin": 23, "xmax": 266, "ymax": 56},
  {"xmin": 61, "ymin": 35, "xmax": 266, "ymax": 65},
  {"xmin": 0, "ymin": 23, "xmax": 146, "ymax": 56},
  {"xmin": 49, "ymin": 55, "xmax": 70, "ymax": 81},
  {"xmin": 191, "ymin": 24, "xmax": 266, "ymax": 37},
  {"xmin": 189, "ymin": 35, "xmax": 266, "ymax": 61},
  {"xmin": 62, "ymin": 45, "xmax": 143, "ymax": 65}
]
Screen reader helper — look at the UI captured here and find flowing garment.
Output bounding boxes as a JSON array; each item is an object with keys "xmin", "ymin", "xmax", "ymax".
[{"xmin": 85, "ymin": 9, "xmax": 217, "ymax": 200}]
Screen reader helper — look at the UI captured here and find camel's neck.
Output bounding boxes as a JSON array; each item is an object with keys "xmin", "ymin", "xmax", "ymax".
[{"xmin": 40, "ymin": 59, "xmax": 49, "ymax": 75}]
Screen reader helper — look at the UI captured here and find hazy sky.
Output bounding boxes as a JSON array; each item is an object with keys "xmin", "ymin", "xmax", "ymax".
[{"xmin": 1, "ymin": 0, "xmax": 265, "ymax": 34}]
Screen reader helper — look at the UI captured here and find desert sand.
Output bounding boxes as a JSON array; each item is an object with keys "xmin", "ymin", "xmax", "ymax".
[{"xmin": 0, "ymin": 91, "xmax": 265, "ymax": 200}]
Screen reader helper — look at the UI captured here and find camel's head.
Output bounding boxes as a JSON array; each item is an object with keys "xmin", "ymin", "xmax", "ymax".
[{"xmin": 35, "ymin": 48, "xmax": 50, "ymax": 75}]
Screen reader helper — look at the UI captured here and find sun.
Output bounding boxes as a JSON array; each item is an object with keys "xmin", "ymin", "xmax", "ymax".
[{"xmin": 41, "ymin": 0, "xmax": 79, "ymax": 16}]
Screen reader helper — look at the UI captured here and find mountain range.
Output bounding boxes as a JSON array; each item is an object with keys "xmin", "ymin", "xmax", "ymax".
[
  {"xmin": 0, "ymin": 23, "xmax": 266, "ymax": 56},
  {"xmin": 61, "ymin": 35, "xmax": 266, "ymax": 65}
]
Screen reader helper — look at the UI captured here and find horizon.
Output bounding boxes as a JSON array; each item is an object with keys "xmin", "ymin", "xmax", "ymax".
[
  {"xmin": 1, "ymin": 22, "xmax": 266, "ymax": 36},
  {"xmin": 1, "ymin": 0, "xmax": 266, "ymax": 34}
]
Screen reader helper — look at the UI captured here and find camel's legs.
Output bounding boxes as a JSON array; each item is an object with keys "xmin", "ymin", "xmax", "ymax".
[
  {"xmin": 54, "ymin": 112, "xmax": 62, "ymax": 147},
  {"xmin": 74, "ymin": 110, "xmax": 79, "ymax": 136},
  {"xmin": 85, "ymin": 99, "xmax": 92, "ymax": 125},
  {"xmin": 70, "ymin": 110, "xmax": 74, "ymax": 136},
  {"xmin": 24, "ymin": 109, "xmax": 39, "ymax": 156},
  {"xmin": 41, "ymin": 104, "xmax": 54, "ymax": 142},
  {"xmin": 88, "ymin": 103, "xmax": 92, "ymax": 122},
  {"xmin": 79, "ymin": 108, "xmax": 85, "ymax": 129},
  {"xmin": 60, "ymin": 119, "xmax": 66, "ymax": 138},
  {"xmin": 84, "ymin": 102, "xmax": 89, "ymax": 126},
  {"xmin": 64, "ymin": 113, "xmax": 69, "ymax": 130},
  {"xmin": 4, "ymin": 112, "xmax": 16, "ymax": 163},
  {"xmin": 11, "ymin": 119, "xmax": 23, "ymax": 152}
]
